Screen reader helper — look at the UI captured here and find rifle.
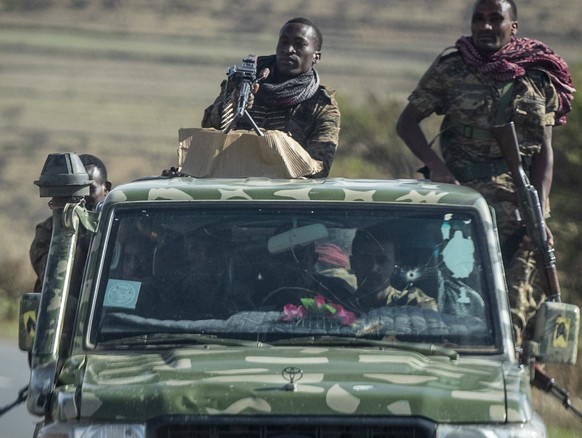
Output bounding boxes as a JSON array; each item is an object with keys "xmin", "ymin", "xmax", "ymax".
[
  {"xmin": 222, "ymin": 54, "xmax": 264, "ymax": 136},
  {"xmin": 533, "ymin": 364, "xmax": 582, "ymax": 421},
  {"xmin": 492, "ymin": 122, "xmax": 561, "ymax": 303}
]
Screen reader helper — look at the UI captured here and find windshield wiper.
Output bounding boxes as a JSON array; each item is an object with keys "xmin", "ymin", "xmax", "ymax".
[
  {"xmin": 271, "ymin": 336, "xmax": 458, "ymax": 360},
  {"xmin": 99, "ymin": 332, "xmax": 269, "ymax": 348}
]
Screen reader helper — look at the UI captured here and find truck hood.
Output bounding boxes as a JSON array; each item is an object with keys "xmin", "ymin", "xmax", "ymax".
[{"xmin": 75, "ymin": 346, "xmax": 530, "ymax": 423}]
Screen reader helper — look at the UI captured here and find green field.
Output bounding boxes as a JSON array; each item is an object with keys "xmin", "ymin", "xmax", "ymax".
[{"xmin": 1, "ymin": 1, "xmax": 582, "ymax": 433}]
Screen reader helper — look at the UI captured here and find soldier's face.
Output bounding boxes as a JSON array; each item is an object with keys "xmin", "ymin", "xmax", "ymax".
[
  {"xmin": 350, "ymin": 237, "xmax": 395, "ymax": 294},
  {"xmin": 84, "ymin": 165, "xmax": 108, "ymax": 210},
  {"xmin": 276, "ymin": 23, "xmax": 320, "ymax": 80},
  {"xmin": 471, "ymin": 0, "xmax": 517, "ymax": 55},
  {"xmin": 184, "ymin": 235, "xmax": 225, "ymax": 275}
]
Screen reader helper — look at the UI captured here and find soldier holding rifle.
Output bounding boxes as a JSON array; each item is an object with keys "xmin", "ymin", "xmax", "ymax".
[
  {"xmin": 396, "ymin": 0, "xmax": 575, "ymax": 345},
  {"xmin": 202, "ymin": 17, "xmax": 340, "ymax": 178}
]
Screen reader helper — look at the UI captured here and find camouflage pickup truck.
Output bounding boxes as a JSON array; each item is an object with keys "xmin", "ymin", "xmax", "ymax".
[{"xmin": 19, "ymin": 152, "xmax": 579, "ymax": 437}]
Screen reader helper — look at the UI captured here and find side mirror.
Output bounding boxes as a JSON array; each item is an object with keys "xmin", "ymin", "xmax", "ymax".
[
  {"xmin": 533, "ymin": 301, "xmax": 580, "ymax": 364},
  {"xmin": 19, "ymin": 293, "xmax": 41, "ymax": 352}
]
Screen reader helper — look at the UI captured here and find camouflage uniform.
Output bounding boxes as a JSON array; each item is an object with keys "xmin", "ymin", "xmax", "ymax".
[
  {"xmin": 202, "ymin": 56, "xmax": 340, "ymax": 178},
  {"xmin": 407, "ymin": 48, "xmax": 560, "ymax": 344},
  {"xmin": 29, "ymin": 216, "xmax": 92, "ymax": 295},
  {"xmin": 347, "ymin": 284, "xmax": 438, "ymax": 313},
  {"xmin": 385, "ymin": 285, "xmax": 438, "ymax": 312},
  {"xmin": 29, "ymin": 217, "xmax": 53, "ymax": 292}
]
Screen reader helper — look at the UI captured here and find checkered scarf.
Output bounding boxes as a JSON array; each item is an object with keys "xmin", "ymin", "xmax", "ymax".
[
  {"xmin": 456, "ymin": 36, "xmax": 575, "ymax": 124},
  {"xmin": 257, "ymin": 55, "xmax": 320, "ymax": 107}
]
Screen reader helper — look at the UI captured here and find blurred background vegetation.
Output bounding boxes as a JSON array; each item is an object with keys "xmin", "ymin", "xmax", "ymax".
[{"xmin": 0, "ymin": 1, "xmax": 581, "ymax": 434}]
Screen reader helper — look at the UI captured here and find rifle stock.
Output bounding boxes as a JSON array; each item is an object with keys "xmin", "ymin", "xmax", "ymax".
[
  {"xmin": 492, "ymin": 122, "xmax": 561, "ymax": 302},
  {"xmin": 533, "ymin": 364, "xmax": 582, "ymax": 421}
]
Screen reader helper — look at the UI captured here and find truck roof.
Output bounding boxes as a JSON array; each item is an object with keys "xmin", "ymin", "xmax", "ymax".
[{"xmin": 105, "ymin": 176, "xmax": 488, "ymax": 208}]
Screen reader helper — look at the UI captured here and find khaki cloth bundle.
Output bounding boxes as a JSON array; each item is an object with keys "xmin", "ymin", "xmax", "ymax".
[{"xmin": 179, "ymin": 128, "xmax": 323, "ymax": 178}]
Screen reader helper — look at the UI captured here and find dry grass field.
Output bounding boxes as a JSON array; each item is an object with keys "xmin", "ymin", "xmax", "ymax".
[{"xmin": 1, "ymin": 1, "xmax": 581, "ymax": 434}]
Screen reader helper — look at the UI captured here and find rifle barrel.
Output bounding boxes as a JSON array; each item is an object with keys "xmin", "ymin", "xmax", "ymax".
[{"xmin": 533, "ymin": 365, "xmax": 582, "ymax": 421}]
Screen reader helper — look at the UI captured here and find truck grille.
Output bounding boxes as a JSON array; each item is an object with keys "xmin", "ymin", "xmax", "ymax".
[{"xmin": 152, "ymin": 417, "xmax": 435, "ymax": 438}]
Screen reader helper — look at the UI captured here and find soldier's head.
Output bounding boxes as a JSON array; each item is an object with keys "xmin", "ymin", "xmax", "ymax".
[
  {"xmin": 183, "ymin": 228, "xmax": 229, "ymax": 276},
  {"xmin": 471, "ymin": 0, "xmax": 518, "ymax": 56},
  {"xmin": 350, "ymin": 225, "xmax": 397, "ymax": 295},
  {"xmin": 276, "ymin": 17, "xmax": 322, "ymax": 80},
  {"xmin": 79, "ymin": 154, "xmax": 111, "ymax": 211}
]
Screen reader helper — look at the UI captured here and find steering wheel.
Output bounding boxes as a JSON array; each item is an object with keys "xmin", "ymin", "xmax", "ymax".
[{"xmin": 258, "ymin": 286, "xmax": 321, "ymax": 310}]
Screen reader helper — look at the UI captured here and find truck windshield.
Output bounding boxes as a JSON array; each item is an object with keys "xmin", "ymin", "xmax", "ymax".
[{"xmin": 91, "ymin": 203, "xmax": 495, "ymax": 349}]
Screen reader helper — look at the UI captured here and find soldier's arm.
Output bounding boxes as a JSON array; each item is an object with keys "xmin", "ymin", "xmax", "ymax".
[
  {"xmin": 529, "ymin": 125, "xmax": 554, "ymax": 244},
  {"xmin": 201, "ymin": 80, "xmax": 230, "ymax": 129},
  {"xmin": 29, "ymin": 218, "xmax": 52, "ymax": 291},
  {"xmin": 396, "ymin": 103, "xmax": 458, "ymax": 184},
  {"xmin": 303, "ymin": 91, "xmax": 341, "ymax": 178}
]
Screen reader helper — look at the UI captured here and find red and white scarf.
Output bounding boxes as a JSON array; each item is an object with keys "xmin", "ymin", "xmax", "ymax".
[{"xmin": 456, "ymin": 36, "xmax": 575, "ymax": 124}]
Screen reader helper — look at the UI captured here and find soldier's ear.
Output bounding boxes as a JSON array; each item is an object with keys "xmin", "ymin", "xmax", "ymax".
[
  {"xmin": 313, "ymin": 51, "xmax": 321, "ymax": 65},
  {"xmin": 105, "ymin": 181, "xmax": 112, "ymax": 193},
  {"xmin": 511, "ymin": 21, "xmax": 518, "ymax": 35}
]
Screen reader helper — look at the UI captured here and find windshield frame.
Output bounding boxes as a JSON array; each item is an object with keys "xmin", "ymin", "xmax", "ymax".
[{"xmin": 84, "ymin": 200, "xmax": 504, "ymax": 354}]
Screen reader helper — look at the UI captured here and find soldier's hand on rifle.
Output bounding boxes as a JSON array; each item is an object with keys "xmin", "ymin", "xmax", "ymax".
[
  {"xmin": 230, "ymin": 78, "xmax": 261, "ymax": 111},
  {"xmin": 245, "ymin": 68, "xmax": 269, "ymax": 110},
  {"xmin": 246, "ymin": 82, "xmax": 260, "ymax": 110},
  {"xmin": 545, "ymin": 224, "xmax": 554, "ymax": 247}
]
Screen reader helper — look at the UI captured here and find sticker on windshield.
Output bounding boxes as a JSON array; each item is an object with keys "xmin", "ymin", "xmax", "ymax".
[{"xmin": 104, "ymin": 279, "xmax": 141, "ymax": 309}]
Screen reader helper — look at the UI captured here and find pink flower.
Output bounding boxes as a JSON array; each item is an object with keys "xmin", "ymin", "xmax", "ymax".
[
  {"xmin": 314, "ymin": 295, "xmax": 327, "ymax": 309},
  {"xmin": 334, "ymin": 304, "xmax": 357, "ymax": 326},
  {"xmin": 280, "ymin": 296, "xmax": 357, "ymax": 326},
  {"xmin": 280, "ymin": 303, "xmax": 307, "ymax": 322}
]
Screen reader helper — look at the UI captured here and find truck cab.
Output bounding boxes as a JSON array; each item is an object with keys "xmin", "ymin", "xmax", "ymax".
[{"xmin": 19, "ymin": 151, "xmax": 579, "ymax": 437}]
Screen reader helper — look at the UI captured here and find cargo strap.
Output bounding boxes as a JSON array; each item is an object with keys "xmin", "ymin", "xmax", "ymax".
[
  {"xmin": 450, "ymin": 123, "xmax": 494, "ymax": 141},
  {"xmin": 494, "ymin": 81, "xmax": 515, "ymax": 125},
  {"xmin": 0, "ymin": 385, "xmax": 28, "ymax": 417}
]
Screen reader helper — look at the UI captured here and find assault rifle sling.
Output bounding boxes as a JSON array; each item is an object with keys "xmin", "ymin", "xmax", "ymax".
[{"xmin": 492, "ymin": 121, "xmax": 561, "ymax": 302}]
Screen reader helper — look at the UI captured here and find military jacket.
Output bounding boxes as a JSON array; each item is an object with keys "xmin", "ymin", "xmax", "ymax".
[
  {"xmin": 29, "ymin": 216, "xmax": 92, "ymax": 294},
  {"xmin": 408, "ymin": 49, "xmax": 559, "ymax": 226},
  {"xmin": 201, "ymin": 65, "xmax": 340, "ymax": 178},
  {"xmin": 409, "ymin": 49, "xmax": 559, "ymax": 167},
  {"xmin": 29, "ymin": 216, "xmax": 52, "ymax": 292},
  {"xmin": 385, "ymin": 285, "xmax": 438, "ymax": 312}
]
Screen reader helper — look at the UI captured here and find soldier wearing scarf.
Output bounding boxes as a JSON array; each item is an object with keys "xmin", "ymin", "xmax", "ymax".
[
  {"xmin": 202, "ymin": 17, "xmax": 340, "ymax": 178},
  {"xmin": 396, "ymin": 0, "xmax": 575, "ymax": 346}
]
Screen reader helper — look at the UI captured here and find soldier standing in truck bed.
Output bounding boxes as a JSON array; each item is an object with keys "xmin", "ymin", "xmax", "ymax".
[
  {"xmin": 29, "ymin": 154, "xmax": 111, "ymax": 293},
  {"xmin": 396, "ymin": 0, "xmax": 575, "ymax": 345},
  {"xmin": 201, "ymin": 17, "xmax": 340, "ymax": 178}
]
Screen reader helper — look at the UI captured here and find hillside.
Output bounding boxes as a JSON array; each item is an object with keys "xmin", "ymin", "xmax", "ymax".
[
  {"xmin": 0, "ymin": 0, "xmax": 580, "ymax": 274},
  {"xmin": 1, "ymin": 0, "xmax": 581, "ymax": 294}
]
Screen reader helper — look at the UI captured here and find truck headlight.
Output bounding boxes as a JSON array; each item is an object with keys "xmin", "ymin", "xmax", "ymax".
[
  {"xmin": 37, "ymin": 424, "xmax": 145, "ymax": 438},
  {"xmin": 438, "ymin": 414, "xmax": 546, "ymax": 438}
]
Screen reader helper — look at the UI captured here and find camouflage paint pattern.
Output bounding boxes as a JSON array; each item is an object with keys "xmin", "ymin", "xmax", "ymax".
[
  {"xmin": 51, "ymin": 347, "xmax": 531, "ymax": 424},
  {"xmin": 28, "ymin": 204, "xmax": 83, "ymax": 415},
  {"xmin": 106, "ymin": 177, "xmax": 490, "ymax": 206},
  {"xmin": 33, "ymin": 177, "xmax": 525, "ymax": 427}
]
